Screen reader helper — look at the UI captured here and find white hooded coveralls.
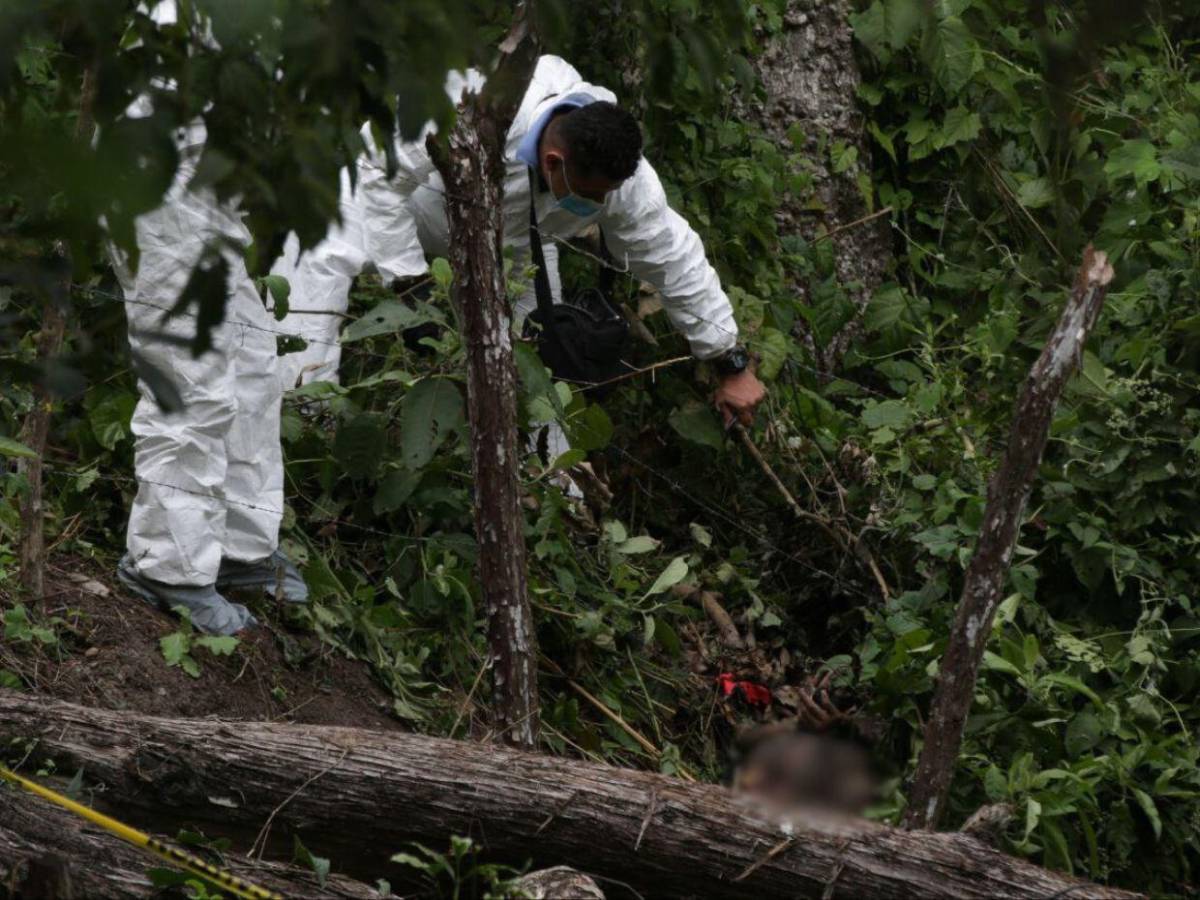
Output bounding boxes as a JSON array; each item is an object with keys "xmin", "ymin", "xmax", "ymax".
[
  {"xmin": 273, "ymin": 55, "xmax": 739, "ymax": 387},
  {"xmin": 112, "ymin": 113, "xmax": 284, "ymax": 587}
]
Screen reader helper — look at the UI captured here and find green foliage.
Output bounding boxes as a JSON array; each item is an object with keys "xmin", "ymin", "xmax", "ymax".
[
  {"xmin": 391, "ymin": 835, "xmax": 527, "ymax": 899},
  {"xmin": 159, "ymin": 609, "xmax": 240, "ymax": 678},
  {"xmin": 293, "ymin": 835, "xmax": 331, "ymax": 889},
  {"xmin": 3, "ymin": 604, "xmax": 58, "ymax": 646},
  {"xmin": 835, "ymin": 1, "xmax": 1200, "ymax": 890}
]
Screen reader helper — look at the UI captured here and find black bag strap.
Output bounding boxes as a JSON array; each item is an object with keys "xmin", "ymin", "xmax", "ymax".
[
  {"xmin": 527, "ymin": 167, "xmax": 617, "ymax": 311},
  {"xmin": 528, "ymin": 167, "xmax": 557, "ymax": 321}
]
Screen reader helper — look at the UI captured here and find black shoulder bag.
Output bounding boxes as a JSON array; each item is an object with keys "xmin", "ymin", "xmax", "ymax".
[{"xmin": 523, "ymin": 169, "xmax": 630, "ymax": 398}]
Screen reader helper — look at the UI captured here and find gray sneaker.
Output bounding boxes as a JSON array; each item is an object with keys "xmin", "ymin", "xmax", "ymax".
[
  {"xmin": 117, "ymin": 556, "xmax": 257, "ymax": 636},
  {"xmin": 216, "ymin": 550, "xmax": 309, "ymax": 603}
]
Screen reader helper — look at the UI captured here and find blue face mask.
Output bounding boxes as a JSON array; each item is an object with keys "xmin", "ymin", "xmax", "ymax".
[{"xmin": 556, "ymin": 164, "xmax": 603, "ymax": 217}]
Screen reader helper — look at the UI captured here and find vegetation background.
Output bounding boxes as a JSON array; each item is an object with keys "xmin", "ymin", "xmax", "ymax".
[{"xmin": 2, "ymin": 0, "xmax": 1199, "ymax": 893}]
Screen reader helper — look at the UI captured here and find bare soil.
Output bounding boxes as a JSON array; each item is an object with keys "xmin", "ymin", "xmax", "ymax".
[{"xmin": 0, "ymin": 554, "xmax": 401, "ymax": 731}]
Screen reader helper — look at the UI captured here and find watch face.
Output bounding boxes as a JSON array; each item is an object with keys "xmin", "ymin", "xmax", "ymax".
[{"xmin": 727, "ymin": 348, "xmax": 750, "ymax": 371}]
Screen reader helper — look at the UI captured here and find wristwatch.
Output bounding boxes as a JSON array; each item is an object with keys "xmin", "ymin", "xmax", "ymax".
[{"xmin": 713, "ymin": 345, "xmax": 751, "ymax": 377}]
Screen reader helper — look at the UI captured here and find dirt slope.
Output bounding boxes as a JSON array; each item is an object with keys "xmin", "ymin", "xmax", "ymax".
[{"xmin": 0, "ymin": 554, "xmax": 400, "ymax": 730}]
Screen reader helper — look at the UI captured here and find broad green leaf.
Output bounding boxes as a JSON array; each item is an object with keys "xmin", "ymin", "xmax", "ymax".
[
  {"xmin": 617, "ymin": 536, "xmax": 660, "ymax": 555},
  {"xmin": 1132, "ymin": 788, "xmax": 1162, "ymax": 840},
  {"xmin": 293, "ymin": 836, "xmax": 331, "ymax": 888},
  {"xmin": 87, "ymin": 391, "xmax": 137, "ymax": 451},
  {"xmin": 335, "ymin": 413, "xmax": 389, "ymax": 478},
  {"xmin": 342, "ymin": 300, "xmax": 433, "ymax": 343},
  {"xmin": 260, "ymin": 273, "xmax": 290, "ymax": 320},
  {"xmin": 983, "ymin": 651, "xmax": 1022, "ymax": 677},
  {"xmin": 1105, "ymin": 140, "xmax": 1160, "ymax": 187},
  {"xmin": 1065, "ymin": 711, "xmax": 1104, "ymax": 757},
  {"xmin": 159, "ymin": 632, "xmax": 188, "ymax": 667},
  {"xmin": 922, "ymin": 15, "xmax": 978, "ymax": 96},
  {"xmin": 862, "ymin": 399, "xmax": 913, "ymax": 430},
  {"xmin": 603, "ymin": 520, "xmax": 628, "ymax": 545},
  {"xmin": 1023, "ymin": 796, "xmax": 1042, "ymax": 842},
  {"xmin": 3, "ymin": 605, "xmax": 32, "ymax": 641},
  {"xmin": 885, "ymin": 0, "xmax": 924, "ymax": 49},
  {"xmin": 754, "ymin": 326, "xmax": 790, "ymax": 381},
  {"xmin": 549, "ymin": 448, "xmax": 587, "ymax": 472},
  {"xmin": 1039, "ymin": 672, "xmax": 1103, "ymax": 708},
  {"xmin": 938, "ymin": 106, "xmax": 982, "ymax": 147},
  {"xmin": 849, "ymin": 2, "xmax": 887, "ymax": 59},
  {"xmin": 1016, "ymin": 177, "xmax": 1056, "ymax": 209},
  {"xmin": 567, "ymin": 404, "xmax": 613, "ymax": 453},
  {"xmin": 0, "ymin": 436, "xmax": 37, "ymax": 459},
  {"xmin": 399, "ymin": 378, "xmax": 464, "ymax": 470},
  {"xmin": 514, "ymin": 342, "xmax": 559, "ymax": 422},
  {"xmin": 912, "ymin": 473, "xmax": 937, "ymax": 490},
  {"xmin": 194, "ymin": 635, "xmax": 239, "ymax": 656},
  {"xmin": 431, "ymin": 257, "xmax": 453, "ymax": 290},
  {"xmin": 645, "ymin": 556, "xmax": 688, "ymax": 597},
  {"xmin": 669, "ymin": 401, "xmax": 726, "ymax": 451}
]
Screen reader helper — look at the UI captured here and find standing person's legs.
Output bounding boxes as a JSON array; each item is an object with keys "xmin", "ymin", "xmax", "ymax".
[
  {"xmin": 116, "ymin": 179, "xmax": 256, "ymax": 634},
  {"xmin": 218, "ymin": 252, "xmax": 308, "ymax": 603}
]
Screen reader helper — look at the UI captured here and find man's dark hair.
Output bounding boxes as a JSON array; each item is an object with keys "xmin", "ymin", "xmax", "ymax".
[{"xmin": 558, "ymin": 101, "xmax": 643, "ymax": 182}]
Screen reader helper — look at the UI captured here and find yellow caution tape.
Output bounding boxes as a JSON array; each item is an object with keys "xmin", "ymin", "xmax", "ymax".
[{"xmin": 0, "ymin": 764, "xmax": 283, "ymax": 900}]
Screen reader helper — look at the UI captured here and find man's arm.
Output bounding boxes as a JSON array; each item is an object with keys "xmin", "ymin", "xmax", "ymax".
[
  {"xmin": 601, "ymin": 160, "xmax": 765, "ymax": 425},
  {"xmin": 602, "ymin": 161, "xmax": 736, "ymax": 359}
]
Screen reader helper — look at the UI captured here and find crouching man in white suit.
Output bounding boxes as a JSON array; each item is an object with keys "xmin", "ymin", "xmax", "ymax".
[{"xmin": 275, "ymin": 55, "xmax": 766, "ymax": 438}]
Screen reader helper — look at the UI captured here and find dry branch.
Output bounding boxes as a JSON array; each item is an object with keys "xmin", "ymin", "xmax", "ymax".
[
  {"xmin": 0, "ymin": 692, "xmax": 1138, "ymax": 899},
  {"xmin": 903, "ymin": 247, "xmax": 1115, "ymax": 831}
]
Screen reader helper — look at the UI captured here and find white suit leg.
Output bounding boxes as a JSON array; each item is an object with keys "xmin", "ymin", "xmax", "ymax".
[
  {"xmin": 222, "ymin": 274, "xmax": 284, "ymax": 562},
  {"xmin": 120, "ymin": 176, "xmax": 247, "ymax": 586}
]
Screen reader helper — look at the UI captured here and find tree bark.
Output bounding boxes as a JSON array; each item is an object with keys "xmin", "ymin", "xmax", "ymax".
[
  {"xmin": 17, "ymin": 63, "xmax": 97, "ymax": 601},
  {"xmin": 429, "ymin": 5, "xmax": 541, "ymax": 749},
  {"xmin": 903, "ymin": 248, "xmax": 1115, "ymax": 831},
  {"xmin": 0, "ymin": 785, "xmax": 388, "ymax": 898},
  {"xmin": 16, "ymin": 300, "xmax": 66, "ymax": 601},
  {"xmin": 0, "ymin": 692, "xmax": 1138, "ymax": 899},
  {"xmin": 750, "ymin": 0, "xmax": 892, "ymax": 371}
]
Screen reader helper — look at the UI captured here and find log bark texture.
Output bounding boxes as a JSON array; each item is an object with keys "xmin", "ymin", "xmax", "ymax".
[
  {"xmin": 750, "ymin": 0, "xmax": 892, "ymax": 370},
  {"xmin": 0, "ymin": 692, "xmax": 1138, "ymax": 899},
  {"xmin": 429, "ymin": 5, "xmax": 541, "ymax": 748},
  {"xmin": 0, "ymin": 784, "xmax": 387, "ymax": 898},
  {"xmin": 903, "ymin": 248, "xmax": 1115, "ymax": 831}
]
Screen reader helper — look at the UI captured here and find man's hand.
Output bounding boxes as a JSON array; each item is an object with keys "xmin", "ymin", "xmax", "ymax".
[{"xmin": 714, "ymin": 369, "xmax": 766, "ymax": 427}]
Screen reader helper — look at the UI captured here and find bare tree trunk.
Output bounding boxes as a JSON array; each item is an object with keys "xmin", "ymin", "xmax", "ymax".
[
  {"xmin": 903, "ymin": 248, "xmax": 1115, "ymax": 831},
  {"xmin": 0, "ymin": 692, "xmax": 1139, "ymax": 899},
  {"xmin": 17, "ymin": 302, "xmax": 67, "ymax": 601},
  {"xmin": 17, "ymin": 62, "xmax": 97, "ymax": 600},
  {"xmin": 749, "ymin": 0, "xmax": 892, "ymax": 371},
  {"xmin": 429, "ymin": 7, "xmax": 541, "ymax": 749}
]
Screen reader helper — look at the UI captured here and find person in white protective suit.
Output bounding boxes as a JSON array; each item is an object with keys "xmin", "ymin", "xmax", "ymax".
[
  {"xmin": 109, "ymin": 1, "xmax": 307, "ymax": 635},
  {"xmin": 269, "ymin": 70, "xmax": 492, "ymax": 389},
  {"xmin": 273, "ymin": 56, "xmax": 766, "ymax": 431}
]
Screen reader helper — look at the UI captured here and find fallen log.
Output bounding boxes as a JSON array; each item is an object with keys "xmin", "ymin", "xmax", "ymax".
[
  {"xmin": 0, "ymin": 692, "xmax": 1138, "ymax": 899},
  {"xmin": 0, "ymin": 785, "xmax": 386, "ymax": 898}
]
